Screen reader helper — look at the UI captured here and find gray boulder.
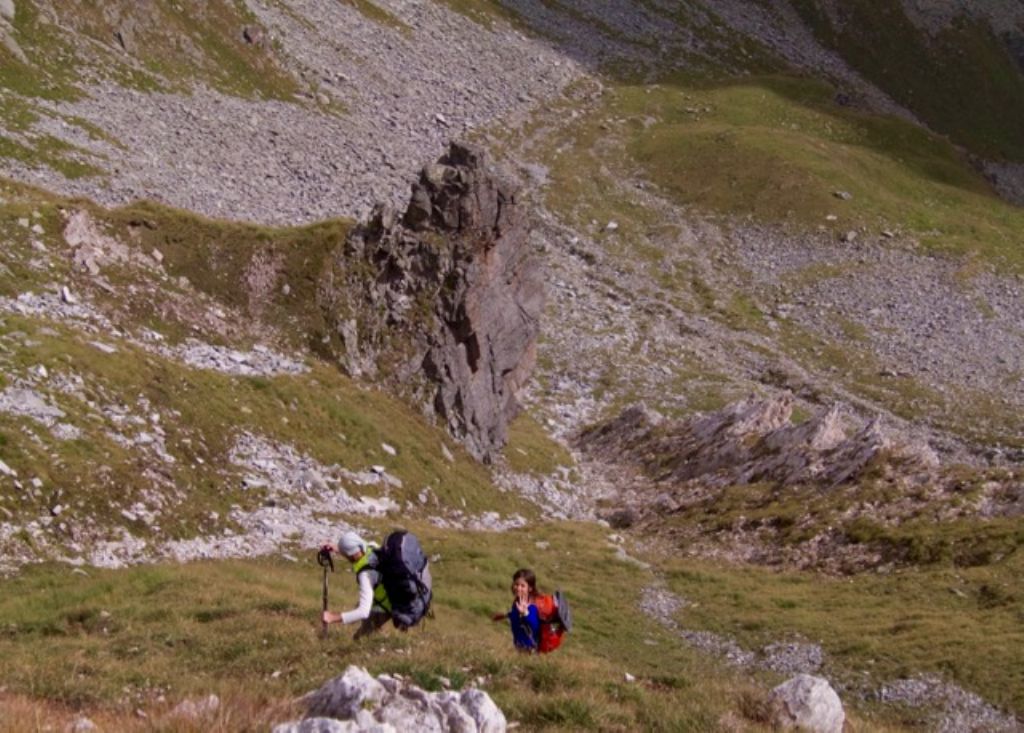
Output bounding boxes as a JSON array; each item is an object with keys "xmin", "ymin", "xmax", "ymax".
[
  {"xmin": 458, "ymin": 689, "xmax": 506, "ymax": 733},
  {"xmin": 0, "ymin": 4, "xmax": 26, "ymax": 65},
  {"xmin": 304, "ymin": 666, "xmax": 387, "ymax": 719},
  {"xmin": 67, "ymin": 717, "xmax": 98, "ymax": 733},
  {"xmin": 274, "ymin": 718, "xmax": 394, "ymax": 733},
  {"xmin": 170, "ymin": 693, "xmax": 220, "ymax": 721},
  {"xmin": 768, "ymin": 674, "xmax": 845, "ymax": 733},
  {"xmin": 276, "ymin": 666, "xmax": 506, "ymax": 733},
  {"xmin": 0, "ymin": 387, "xmax": 66, "ymax": 424}
]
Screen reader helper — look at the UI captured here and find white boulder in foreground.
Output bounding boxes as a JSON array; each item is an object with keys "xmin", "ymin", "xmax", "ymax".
[
  {"xmin": 274, "ymin": 665, "xmax": 506, "ymax": 733},
  {"xmin": 769, "ymin": 674, "xmax": 845, "ymax": 733}
]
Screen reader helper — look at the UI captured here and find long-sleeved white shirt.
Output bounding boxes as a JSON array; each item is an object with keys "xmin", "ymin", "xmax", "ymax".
[{"xmin": 340, "ymin": 570, "xmax": 377, "ymax": 624}]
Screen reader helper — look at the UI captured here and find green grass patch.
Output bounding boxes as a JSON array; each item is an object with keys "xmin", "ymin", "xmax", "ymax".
[
  {"xmin": 0, "ymin": 2, "xmax": 86, "ymax": 101},
  {"xmin": 0, "ymin": 523, "xmax": 776, "ymax": 729},
  {"xmin": 505, "ymin": 72, "xmax": 1024, "ymax": 273},
  {"xmin": 2, "ymin": 1, "xmax": 301, "ymax": 101},
  {"xmin": 435, "ymin": 0, "xmax": 525, "ymax": 31},
  {"xmin": 503, "ymin": 412, "xmax": 574, "ymax": 476},
  {"xmin": 103, "ymin": 199, "xmax": 351, "ymax": 352},
  {"xmin": 0, "ymin": 133, "xmax": 104, "ymax": 180},
  {"xmin": 665, "ymin": 550, "xmax": 1024, "ymax": 716},
  {"xmin": 623, "ymin": 76, "xmax": 1024, "ymax": 271},
  {"xmin": 790, "ymin": 0, "xmax": 1024, "ymax": 161}
]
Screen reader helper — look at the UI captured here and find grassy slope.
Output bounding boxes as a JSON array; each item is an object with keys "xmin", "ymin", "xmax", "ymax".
[
  {"xmin": 656, "ymin": 472, "xmax": 1024, "ymax": 568},
  {"xmin": 626, "ymin": 75, "xmax": 1024, "ymax": 270},
  {"xmin": 789, "ymin": 0, "xmax": 1024, "ymax": 162},
  {"xmin": 1, "ymin": 522, "xmax": 1019, "ymax": 729},
  {"xmin": 0, "ymin": 521, "xmax": 937, "ymax": 732},
  {"xmin": 1, "ymin": 0, "xmax": 301, "ymax": 101},
  {"xmin": 434, "ymin": 0, "xmax": 526, "ymax": 30},
  {"xmin": 102, "ymin": 199, "xmax": 351, "ymax": 352},
  {"xmin": 526, "ymin": 74, "xmax": 1024, "ymax": 447},
  {"xmin": 0, "ymin": 186, "xmax": 536, "ymax": 555},
  {"xmin": 336, "ymin": 0, "xmax": 412, "ymax": 33},
  {"xmin": 665, "ymin": 548, "xmax": 1024, "ymax": 719}
]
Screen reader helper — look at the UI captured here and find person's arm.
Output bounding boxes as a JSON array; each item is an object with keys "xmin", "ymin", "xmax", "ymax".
[
  {"xmin": 322, "ymin": 571, "xmax": 375, "ymax": 625},
  {"xmin": 339, "ymin": 571, "xmax": 375, "ymax": 624}
]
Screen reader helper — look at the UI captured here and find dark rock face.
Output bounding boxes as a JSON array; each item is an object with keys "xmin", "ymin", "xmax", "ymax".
[{"xmin": 317, "ymin": 142, "xmax": 543, "ymax": 462}]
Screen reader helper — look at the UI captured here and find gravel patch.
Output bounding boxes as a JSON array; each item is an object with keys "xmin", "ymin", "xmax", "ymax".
[
  {"xmin": 159, "ymin": 340, "xmax": 309, "ymax": 377},
  {"xmin": 732, "ymin": 228, "xmax": 1024, "ymax": 416},
  {"xmin": 877, "ymin": 675, "xmax": 1022, "ymax": 733}
]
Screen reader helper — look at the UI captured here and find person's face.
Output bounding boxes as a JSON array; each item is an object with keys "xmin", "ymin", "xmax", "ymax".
[{"xmin": 512, "ymin": 578, "xmax": 530, "ymax": 600}]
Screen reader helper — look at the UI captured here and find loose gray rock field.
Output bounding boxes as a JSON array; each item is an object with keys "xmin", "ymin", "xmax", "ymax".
[{"xmin": 5, "ymin": 0, "xmax": 581, "ymax": 225}]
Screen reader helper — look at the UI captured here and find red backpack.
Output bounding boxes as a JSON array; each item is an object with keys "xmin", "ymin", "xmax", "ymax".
[{"xmin": 534, "ymin": 591, "xmax": 571, "ymax": 653}]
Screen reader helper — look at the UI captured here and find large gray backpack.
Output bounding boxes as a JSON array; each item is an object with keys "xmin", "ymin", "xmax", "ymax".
[
  {"xmin": 377, "ymin": 530, "xmax": 432, "ymax": 630},
  {"xmin": 554, "ymin": 589, "xmax": 572, "ymax": 633}
]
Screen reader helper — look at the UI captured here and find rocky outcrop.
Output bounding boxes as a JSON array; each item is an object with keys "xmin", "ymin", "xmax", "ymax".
[
  {"xmin": 273, "ymin": 666, "xmax": 507, "ymax": 733},
  {"xmin": 318, "ymin": 142, "xmax": 543, "ymax": 462},
  {"xmin": 578, "ymin": 394, "xmax": 1023, "ymax": 572},
  {"xmin": 980, "ymin": 158, "xmax": 1024, "ymax": 206},
  {"xmin": 0, "ymin": 0, "xmax": 26, "ymax": 63},
  {"xmin": 63, "ymin": 209, "xmax": 136, "ymax": 275},
  {"xmin": 577, "ymin": 394, "xmax": 940, "ymax": 491}
]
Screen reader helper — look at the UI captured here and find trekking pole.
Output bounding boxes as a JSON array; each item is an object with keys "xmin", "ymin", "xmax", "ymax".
[{"xmin": 317, "ymin": 547, "xmax": 334, "ymax": 639}]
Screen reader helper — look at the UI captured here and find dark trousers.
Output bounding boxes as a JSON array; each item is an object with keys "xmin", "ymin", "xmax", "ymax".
[{"xmin": 353, "ymin": 610, "xmax": 390, "ymax": 639}]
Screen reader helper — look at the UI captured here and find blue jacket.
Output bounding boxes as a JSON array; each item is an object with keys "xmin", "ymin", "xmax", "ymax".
[{"xmin": 508, "ymin": 603, "xmax": 540, "ymax": 650}]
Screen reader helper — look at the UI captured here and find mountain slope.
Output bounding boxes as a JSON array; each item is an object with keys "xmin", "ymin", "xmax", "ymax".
[{"xmin": 1, "ymin": 0, "xmax": 1023, "ymax": 730}]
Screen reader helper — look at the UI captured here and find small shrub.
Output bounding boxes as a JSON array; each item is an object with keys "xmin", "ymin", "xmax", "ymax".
[
  {"xmin": 528, "ymin": 662, "xmax": 561, "ymax": 693},
  {"xmin": 845, "ymin": 517, "xmax": 887, "ymax": 544},
  {"xmin": 978, "ymin": 584, "xmax": 1016, "ymax": 610},
  {"xmin": 647, "ymin": 674, "xmax": 691, "ymax": 690},
  {"xmin": 736, "ymin": 686, "xmax": 773, "ymax": 724},
  {"xmin": 522, "ymin": 697, "xmax": 596, "ymax": 728},
  {"xmin": 194, "ymin": 608, "xmax": 238, "ymax": 624}
]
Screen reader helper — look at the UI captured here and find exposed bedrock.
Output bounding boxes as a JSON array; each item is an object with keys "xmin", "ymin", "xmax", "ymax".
[{"xmin": 317, "ymin": 141, "xmax": 544, "ymax": 462}]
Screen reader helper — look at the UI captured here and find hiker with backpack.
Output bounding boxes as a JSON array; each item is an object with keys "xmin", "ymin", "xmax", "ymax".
[
  {"xmin": 320, "ymin": 530, "xmax": 432, "ymax": 638},
  {"xmin": 491, "ymin": 568, "xmax": 569, "ymax": 653}
]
